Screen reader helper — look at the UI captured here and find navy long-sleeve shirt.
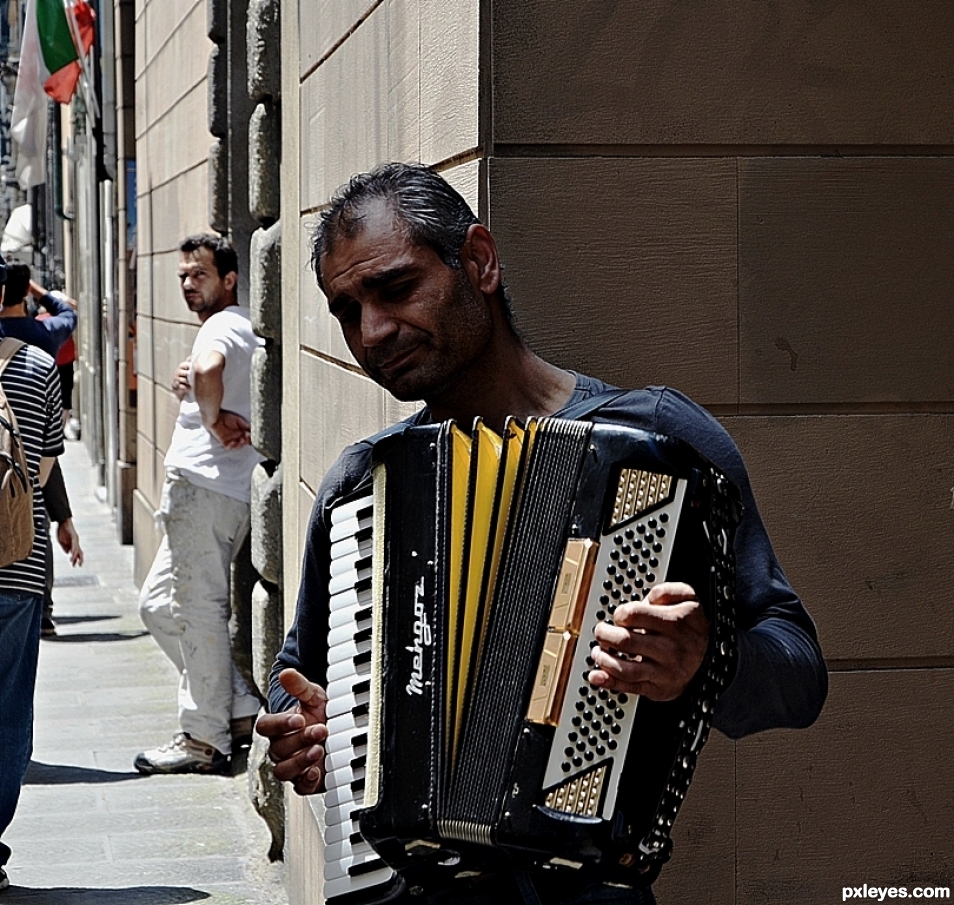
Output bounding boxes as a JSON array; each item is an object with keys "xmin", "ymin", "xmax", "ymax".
[
  {"xmin": 0, "ymin": 292, "xmax": 77, "ymax": 359},
  {"xmin": 270, "ymin": 376, "xmax": 827, "ymax": 739}
]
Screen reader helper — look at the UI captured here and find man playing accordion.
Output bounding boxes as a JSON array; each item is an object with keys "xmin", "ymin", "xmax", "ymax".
[{"xmin": 258, "ymin": 163, "xmax": 827, "ymax": 905}]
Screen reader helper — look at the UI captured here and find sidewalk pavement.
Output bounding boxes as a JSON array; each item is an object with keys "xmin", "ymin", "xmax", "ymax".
[{"xmin": 1, "ymin": 439, "xmax": 287, "ymax": 904}]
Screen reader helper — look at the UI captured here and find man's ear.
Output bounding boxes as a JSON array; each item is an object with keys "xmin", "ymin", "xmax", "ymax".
[
  {"xmin": 223, "ymin": 271, "xmax": 238, "ymax": 293},
  {"xmin": 460, "ymin": 224, "xmax": 501, "ymax": 296}
]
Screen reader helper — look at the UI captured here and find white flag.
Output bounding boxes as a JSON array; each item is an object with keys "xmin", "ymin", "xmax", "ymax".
[{"xmin": 10, "ymin": 0, "xmax": 49, "ymax": 189}]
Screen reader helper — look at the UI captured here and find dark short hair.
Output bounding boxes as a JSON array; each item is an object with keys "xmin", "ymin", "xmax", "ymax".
[
  {"xmin": 1, "ymin": 261, "xmax": 30, "ymax": 308},
  {"xmin": 311, "ymin": 163, "xmax": 480, "ymax": 291},
  {"xmin": 179, "ymin": 233, "xmax": 238, "ymax": 281},
  {"xmin": 311, "ymin": 163, "xmax": 517, "ymax": 331}
]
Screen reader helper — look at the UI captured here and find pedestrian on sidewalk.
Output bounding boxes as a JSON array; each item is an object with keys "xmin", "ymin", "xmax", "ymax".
[
  {"xmin": 0, "ymin": 255, "xmax": 66, "ymax": 892},
  {"xmin": 0, "ymin": 262, "xmax": 84, "ymax": 638},
  {"xmin": 136, "ymin": 233, "xmax": 263, "ymax": 776},
  {"xmin": 0, "ymin": 264, "xmax": 77, "ymax": 360}
]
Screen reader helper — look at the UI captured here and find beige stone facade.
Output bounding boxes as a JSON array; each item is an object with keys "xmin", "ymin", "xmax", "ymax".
[{"xmin": 126, "ymin": 2, "xmax": 954, "ymax": 903}]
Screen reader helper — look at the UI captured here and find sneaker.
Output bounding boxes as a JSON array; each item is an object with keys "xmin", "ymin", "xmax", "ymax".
[
  {"xmin": 0, "ymin": 865, "xmax": 9, "ymax": 892},
  {"xmin": 134, "ymin": 733, "xmax": 230, "ymax": 775},
  {"xmin": 41, "ymin": 615, "xmax": 57, "ymax": 638},
  {"xmin": 230, "ymin": 714, "xmax": 257, "ymax": 750}
]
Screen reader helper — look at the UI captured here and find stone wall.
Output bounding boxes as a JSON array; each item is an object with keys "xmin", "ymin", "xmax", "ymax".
[{"xmin": 278, "ymin": 2, "xmax": 954, "ymax": 904}]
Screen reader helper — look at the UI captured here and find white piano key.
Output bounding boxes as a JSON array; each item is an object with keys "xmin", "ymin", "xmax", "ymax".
[
  {"xmin": 325, "ymin": 848, "xmax": 381, "ymax": 882},
  {"xmin": 328, "ymin": 621, "xmax": 373, "ymax": 651},
  {"xmin": 325, "ymin": 761, "xmax": 366, "ymax": 792},
  {"xmin": 329, "ymin": 546, "xmax": 367, "ymax": 579},
  {"xmin": 329, "ymin": 530, "xmax": 372, "ymax": 562},
  {"xmin": 324, "ymin": 865, "xmax": 394, "ymax": 901},
  {"xmin": 327, "ymin": 709, "xmax": 369, "ymax": 741},
  {"xmin": 327, "ymin": 688, "xmax": 369, "ymax": 721},
  {"xmin": 326, "ymin": 779, "xmax": 367, "ymax": 811},
  {"xmin": 329, "ymin": 510, "xmax": 373, "ymax": 544},
  {"xmin": 329, "ymin": 604, "xmax": 371, "ymax": 632},
  {"xmin": 324, "ymin": 817, "xmax": 362, "ymax": 846},
  {"xmin": 327, "ymin": 634, "xmax": 371, "ymax": 667},
  {"xmin": 326, "ymin": 656, "xmax": 371, "ymax": 685},
  {"xmin": 324, "ymin": 838, "xmax": 377, "ymax": 868},
  {"xmin": 324, "ymin": 740, "xmax": 365, "ymax": 773},
  {"xmin": 324, "ymin": 799, "xmax": 362, "ymax": 830},
  {"xmin": 329, "ymin": 585, "xmax": 371, "ymax": 613},
  {"xmin": 326, "ymin": 672, "xmax": 369, "ymax": 704},
  {"xmin": 329, "ymin": 560, "xmax": 372, "ymax": 596},
  {"xmin": 329, "ymin": 491, "xmax": 372, "ymax": 523},
  {"xmin": 325, "ymin": 687, "xmax": 369, "ymax": 717}
]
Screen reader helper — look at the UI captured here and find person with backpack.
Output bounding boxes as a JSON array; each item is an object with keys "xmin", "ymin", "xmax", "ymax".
[
  {"xmin": 0, "ymin": 253, "xmax": 65, "ymax": 892},
  {"xmin": 0, "ymin": 261, "xmax": 83, "ymax": 639}
]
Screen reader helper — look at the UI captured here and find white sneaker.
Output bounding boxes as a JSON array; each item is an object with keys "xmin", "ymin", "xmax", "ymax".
[{"xmin": 133, "ymin": 733, "xmax": 230, "ymax": 775}]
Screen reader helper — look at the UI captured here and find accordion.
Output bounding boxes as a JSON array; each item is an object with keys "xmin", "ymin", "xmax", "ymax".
[{"xmin": 321, "ymin": 417, "xmax": 742, "ymax": 904}]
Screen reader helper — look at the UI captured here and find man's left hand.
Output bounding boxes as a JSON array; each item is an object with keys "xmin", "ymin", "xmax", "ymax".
[
  {"xmin": 210, "ymin": 409, "xmax": 252, "ymax": 449},
  {"xmin": 56, "ymin": 518, "xmax": 84, "ymax": 567},
  {"xmin": 588, "ymin": 581, "xmax": 709, "ymax": 701}
]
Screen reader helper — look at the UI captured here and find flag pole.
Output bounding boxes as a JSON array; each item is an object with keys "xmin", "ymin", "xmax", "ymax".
[{"xmin": 62, "ymin": 0, "xmax": 99, "ymax": 121}]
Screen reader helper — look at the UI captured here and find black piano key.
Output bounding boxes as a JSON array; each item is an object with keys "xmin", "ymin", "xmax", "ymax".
[{"xmin": 350, "ymin": 857, "xmax": 388, "ymax": 877}]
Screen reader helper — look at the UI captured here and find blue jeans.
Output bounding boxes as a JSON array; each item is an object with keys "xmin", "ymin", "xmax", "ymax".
[{"xmin": 0, "ymin": 589, "xmax": 42, "ymax": 867}]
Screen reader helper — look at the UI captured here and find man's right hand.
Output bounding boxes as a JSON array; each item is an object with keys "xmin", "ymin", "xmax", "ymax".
[
  {"xmin": 256, "ymin": 669, "xmax": 328, "ymax": 796},
  {"xmin": 172, "ymin": 357, "xmax": 192, "ymax": 400}
]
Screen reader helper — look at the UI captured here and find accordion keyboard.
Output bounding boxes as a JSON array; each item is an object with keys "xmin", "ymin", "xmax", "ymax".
[{"xmin": 324, "ymin": 492, "xmax": 397, "ymax": 903}]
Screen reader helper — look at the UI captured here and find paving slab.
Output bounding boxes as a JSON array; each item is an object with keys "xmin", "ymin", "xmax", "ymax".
[{"xmin": 1, "ymin": 440, "xmax": 286, "ymax": 905}]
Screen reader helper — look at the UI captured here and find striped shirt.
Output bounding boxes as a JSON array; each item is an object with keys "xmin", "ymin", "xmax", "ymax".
[{"xmin": 0, "ymin": 342, "xmax": 64, "ymax": 594}]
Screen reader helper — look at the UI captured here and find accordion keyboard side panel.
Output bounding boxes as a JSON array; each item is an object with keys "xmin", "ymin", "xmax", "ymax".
[
  {"xmin": 540, "ymin": 479, "xmax": 688, "ymax": 817},
  {"xmin": 324, "ymin": 490, "xmax": 401, "ymax": 904}
]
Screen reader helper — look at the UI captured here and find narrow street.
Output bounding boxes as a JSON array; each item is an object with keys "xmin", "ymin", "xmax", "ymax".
[{"xmin": 1, "ymin": 439, "xmax": 287, "ymax": 904}]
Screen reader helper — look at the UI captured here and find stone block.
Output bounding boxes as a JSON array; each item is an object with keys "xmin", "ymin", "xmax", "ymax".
[
  {"xmin": 248, "ymin": 726, "xmax": 284, "ymax": 862},
  {"xmin": 251, "ymin": 462, "xmax": 283, "ymax": 585},
  {"xmin": 247, "ymin": 0, "xmax": 281, "ymax": 102},
  {"xmin": 207, "ymin": 0, "xmax": 227, "ymax": 43},
  {"xmin": 250, "ymin": 220, "xmax": 282, "ymax": 341},
  {"xmin": 248, "ymin": 101, "xmax": 281, "ymax": 223},
  {"xmin": 251, "ymin": 342, "xmax": 282, "ymax": 462},
  {"xmin": 207, "ymin": 44, "xmax": 228, "ymax": 138},
  {"xmin": 251, "ymin": 579, "xmax": 284, "ymax": 695},
  {"xmin": 208, "ymin": 139, "xmax": 229, "ymax": 234}
]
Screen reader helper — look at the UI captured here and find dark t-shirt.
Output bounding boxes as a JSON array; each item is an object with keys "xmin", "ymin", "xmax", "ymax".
[{"xmin": 269, "ymin": 375, "xmax": 828, "ymax": 903}]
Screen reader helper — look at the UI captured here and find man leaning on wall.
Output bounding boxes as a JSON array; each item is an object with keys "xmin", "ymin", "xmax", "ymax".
[{"xmin": 135, "ymin": 234, "xmax": 264, "ymax": 776}]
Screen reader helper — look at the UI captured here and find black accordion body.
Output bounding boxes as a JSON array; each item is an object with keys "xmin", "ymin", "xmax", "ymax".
[{"xmin": 321, "ymin": 417, "xmax": 742, "ymax": 903}]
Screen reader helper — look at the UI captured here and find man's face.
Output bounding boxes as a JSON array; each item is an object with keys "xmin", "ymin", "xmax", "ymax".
[
  {"xmin": 321, "ymin": 201, "xmax": 494, "ymax": 402},
  {"xmin": 177, "ymin": 247, "xmax": 233, "ymax": 321}
]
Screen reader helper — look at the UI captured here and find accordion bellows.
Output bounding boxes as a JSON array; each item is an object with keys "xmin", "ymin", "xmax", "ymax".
[{"xmin": 322, "ymin": 417, "xmax": 742, "ymax": 903}]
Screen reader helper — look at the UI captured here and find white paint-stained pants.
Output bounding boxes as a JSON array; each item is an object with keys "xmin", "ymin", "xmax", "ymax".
[{"xmin": 139, "ymin": 469, "xmax": 261, "ymax": 754}]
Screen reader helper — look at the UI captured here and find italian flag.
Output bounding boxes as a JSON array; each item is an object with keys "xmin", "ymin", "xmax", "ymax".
[{"xmin": 11, "ymin": 0, "xmax": 96, "ymax": 188}]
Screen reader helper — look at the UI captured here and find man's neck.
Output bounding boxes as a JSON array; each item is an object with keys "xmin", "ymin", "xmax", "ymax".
[
  {"xmin": 197, "ymin": 297, "xmax": 238, "ymax": 323},
  {"xmin": 0, "ymin": 302, "xmax": 26, "ymax": 319},
  {"xmin": 427, "ymin": 345, "xmax": 577, "ymax": 433}
]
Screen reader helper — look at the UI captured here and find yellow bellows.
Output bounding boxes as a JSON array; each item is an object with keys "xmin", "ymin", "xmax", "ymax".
[{"xmin": 445, "ymin": 417, "xmax": 534, "ymax": 763}]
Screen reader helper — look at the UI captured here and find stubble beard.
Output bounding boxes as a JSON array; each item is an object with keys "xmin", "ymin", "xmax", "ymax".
[{"xmin": 372, "ymin": 271, "xmax": 494, "ymax": 405}]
